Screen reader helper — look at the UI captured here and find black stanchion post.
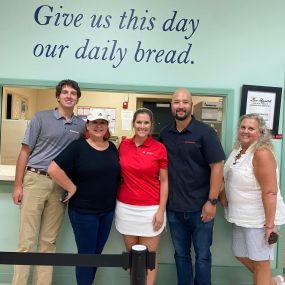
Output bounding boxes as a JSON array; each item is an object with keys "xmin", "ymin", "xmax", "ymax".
[{"xmin": 130, "ymin": 245, "xmax": 147, "ymax": 285}]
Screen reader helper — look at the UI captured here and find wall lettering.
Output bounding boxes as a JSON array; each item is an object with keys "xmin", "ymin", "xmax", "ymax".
[{"xmin": 32, "ymin": 5, "xmax": 200, "ymax": 68}]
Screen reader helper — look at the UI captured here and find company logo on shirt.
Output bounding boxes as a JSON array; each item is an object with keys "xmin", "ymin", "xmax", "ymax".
[
  {"xmin": 69, "ymin": 130, "xmax": 79, "ymax": 134},
  {"xmin": 142, "ymin": 151, "xmax": 153, "ymax": 155}
]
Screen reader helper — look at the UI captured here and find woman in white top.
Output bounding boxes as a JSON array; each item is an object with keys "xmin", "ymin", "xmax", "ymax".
[{"xmin": 220, "ymin": 114, "xmax": 285, "ymax": 285}]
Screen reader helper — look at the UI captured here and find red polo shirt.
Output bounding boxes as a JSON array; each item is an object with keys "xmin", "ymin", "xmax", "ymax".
[{"xmin": 117, "ymin": 136, "xmax": 168, "ymax": 206}]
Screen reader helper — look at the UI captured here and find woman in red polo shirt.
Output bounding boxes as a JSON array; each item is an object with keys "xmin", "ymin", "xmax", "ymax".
[{"xmin": 115, "ymin": 107, "xmax": 168, "ymax": 285}]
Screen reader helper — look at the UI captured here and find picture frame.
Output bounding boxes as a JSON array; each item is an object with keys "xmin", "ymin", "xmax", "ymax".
[{"xmin": 240, "ymin": 85, "xmax": 282, "ymax": 135}]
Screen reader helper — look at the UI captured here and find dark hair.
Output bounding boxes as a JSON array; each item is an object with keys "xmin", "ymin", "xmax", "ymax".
[
  {"xmin": 132, "ymin": 108, "xmax": 154, "ymax": 133},
  {"xmin": 103, "ymin": 128, "xmax": 111, "ymax": 141},
  {"xmin": 55, "ymin": 79, "xmax": 81, "ymax": 98}
]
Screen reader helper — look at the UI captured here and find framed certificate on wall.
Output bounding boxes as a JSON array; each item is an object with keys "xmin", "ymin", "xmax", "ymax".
[{"xmin": 240, "ymin": 85, "xmax": 282, "ymax": 135}]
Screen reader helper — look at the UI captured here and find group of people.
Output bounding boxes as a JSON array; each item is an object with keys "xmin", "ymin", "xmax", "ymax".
[{"xmin": 11, "ymin": 79, "xmax": 285, "ymax": 285}]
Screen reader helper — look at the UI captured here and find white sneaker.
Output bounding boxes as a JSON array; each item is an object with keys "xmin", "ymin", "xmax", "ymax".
[{"xmin": 273, "ymin": 275, "xmax": 285, "ymax": 285}]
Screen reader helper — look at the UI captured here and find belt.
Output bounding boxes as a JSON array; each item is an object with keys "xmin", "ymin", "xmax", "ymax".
[{"xmin": 26, "ymin": 166, "xmax": 50, "ymax": 177}]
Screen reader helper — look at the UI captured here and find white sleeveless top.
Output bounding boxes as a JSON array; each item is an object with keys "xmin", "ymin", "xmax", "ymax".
[{"xmin": 224, "ymin": 145, "xmax": 285, "ymax": 228}]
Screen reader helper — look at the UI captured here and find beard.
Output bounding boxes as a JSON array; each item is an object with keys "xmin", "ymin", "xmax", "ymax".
[{"xmin": 174, "ymin": 109, "xmax": 191, "ymax": 121}]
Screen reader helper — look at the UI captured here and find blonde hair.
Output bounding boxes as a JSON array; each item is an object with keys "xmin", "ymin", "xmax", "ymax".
[{"xmin": 233, "ymin": 113, "xmax": 273, "ymax": 151}]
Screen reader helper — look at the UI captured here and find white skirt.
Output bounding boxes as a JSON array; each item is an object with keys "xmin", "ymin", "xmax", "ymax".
[{"xmin": 115, "ymin": 200, "xmax": 166, "ymax": 237}]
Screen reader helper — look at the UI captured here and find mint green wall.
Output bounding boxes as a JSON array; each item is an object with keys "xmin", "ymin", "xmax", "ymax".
[
  {"xmin": 0, "ymin": 0, "xmax": 285, "ymax": 284},
  {"xmin": 0, "ymin": 0, "xmax": 284, "ymax": 141},
  {"xmin": 0, "ymin": 0, "xmax": 284, "ymax": 126}
]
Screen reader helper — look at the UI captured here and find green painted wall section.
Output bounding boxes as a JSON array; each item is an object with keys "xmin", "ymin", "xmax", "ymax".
[
  {"xmin": 0, "ymin": 180, "xmax": 283, "ymax": 284},
  {"xmin": 0, "ymin": 0, "xmax": 285, "ymax": 283}
]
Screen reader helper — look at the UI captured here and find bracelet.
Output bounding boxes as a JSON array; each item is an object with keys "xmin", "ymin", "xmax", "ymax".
[{"xmin": 264, "ymin": 224, "xmax": 275, "ymax": 229}]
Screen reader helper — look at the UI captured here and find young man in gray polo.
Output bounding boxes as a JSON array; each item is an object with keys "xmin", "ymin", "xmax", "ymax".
[{"xmin": 12, "ymin": 79, "xmax": 86, "ymax": 285}]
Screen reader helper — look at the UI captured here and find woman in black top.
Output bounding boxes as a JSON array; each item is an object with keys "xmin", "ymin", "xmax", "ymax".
[{"xmin": 48, "ymin": 109, "xmax": 120, "ymax": 285}]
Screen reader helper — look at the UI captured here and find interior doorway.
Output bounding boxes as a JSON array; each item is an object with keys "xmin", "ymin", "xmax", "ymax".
[{"xmin": 142, "ymin": 101, "xmax": 172, "ymax": 140}]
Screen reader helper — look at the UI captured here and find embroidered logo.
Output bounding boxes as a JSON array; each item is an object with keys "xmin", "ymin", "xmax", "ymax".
[
  {"xmin": 184, "ymin": 140, "xmax": 195, "ymax": 144},
  {"xmin": 142, "ymin": 151, "xmax": 153, "ymax": 155}
]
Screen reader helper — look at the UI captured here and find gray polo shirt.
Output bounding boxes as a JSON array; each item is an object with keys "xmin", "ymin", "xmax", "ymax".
[{"xmin": 23, "ymin": 109, "xmax": 85, "ymax": 171}]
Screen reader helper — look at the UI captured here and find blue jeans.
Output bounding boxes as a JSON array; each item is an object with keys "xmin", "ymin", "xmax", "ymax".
[
  {"xmin": 167, "ymin": 210, "xmax": 214, "ymax": 285},
  {"xmin": 68, "ymin": 207, "xmax": 114, "ymax": 285}
]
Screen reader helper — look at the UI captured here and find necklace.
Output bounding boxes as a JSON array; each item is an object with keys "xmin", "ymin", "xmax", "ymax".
[{"xmin": 233, "ymin": 148, "xmax": 246, "ymax": 165}]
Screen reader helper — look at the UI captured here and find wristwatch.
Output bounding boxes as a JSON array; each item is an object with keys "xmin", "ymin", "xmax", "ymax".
[{"xmin": 207, "ymin": 198, "xmax": 218, "ymax": 205}]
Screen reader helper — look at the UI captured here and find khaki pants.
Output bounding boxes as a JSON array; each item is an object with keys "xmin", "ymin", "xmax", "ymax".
[{"xmin": 12, "ymin": 171, "xmax": 66, "ymax": 285}]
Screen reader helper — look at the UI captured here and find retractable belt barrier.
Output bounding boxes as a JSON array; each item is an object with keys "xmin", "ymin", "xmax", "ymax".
[{"xmin": 0, "ymin": 245, "xmax": 155, "ymax": 285}]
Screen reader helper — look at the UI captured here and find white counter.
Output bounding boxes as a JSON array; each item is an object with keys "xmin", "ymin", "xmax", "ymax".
[{"xmin": 0, "ymin": 165, "xmax": 16, "ymax": 181}]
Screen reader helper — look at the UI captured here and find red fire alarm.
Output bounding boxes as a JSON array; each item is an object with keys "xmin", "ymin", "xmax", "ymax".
[
  {"xmin": 123, "ymin": 95, "xmax": 129, "ymax": 109},
  {"xmin": 123, "ymin": 101, "xmax": 128, "ymax": 109}
]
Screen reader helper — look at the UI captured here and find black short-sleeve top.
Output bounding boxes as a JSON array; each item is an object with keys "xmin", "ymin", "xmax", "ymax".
[{"xmin": 54, "ymin": 138, "xmax": 121, "ymax": 213}]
